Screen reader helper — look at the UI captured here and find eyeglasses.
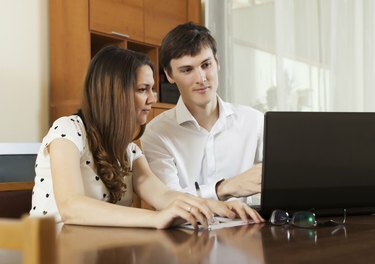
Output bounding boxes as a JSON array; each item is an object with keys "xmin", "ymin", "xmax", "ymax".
[{"xmin": 269, "ymin": 209, "xmax": 346, "ymax": 228}]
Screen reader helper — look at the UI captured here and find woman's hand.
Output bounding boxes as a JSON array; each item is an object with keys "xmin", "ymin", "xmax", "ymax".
[
  {"xmin": 153, "ymin": 193, "xmax": 215, "ymax": 230},
  {"xmin": 206, "ymin": 200, "xmax": 265, "ymax": 224}
]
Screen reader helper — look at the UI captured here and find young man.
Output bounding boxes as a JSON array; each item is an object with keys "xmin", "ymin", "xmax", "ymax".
[{"xmin": 141, "ymin": 22, "xmax": 263, "ymax": 205}]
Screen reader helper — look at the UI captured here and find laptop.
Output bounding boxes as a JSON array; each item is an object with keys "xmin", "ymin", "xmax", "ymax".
[{"xmin": 259, "ymin": 112, "xmax": 375, "ymax": 217}]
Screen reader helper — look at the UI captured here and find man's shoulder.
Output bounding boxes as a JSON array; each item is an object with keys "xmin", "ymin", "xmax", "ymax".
[
  {"xmin": 147, "ymin": 107, "xmax": 177, "ymax": 130},
  {"xmin": 223, "ymin": 101, "xmax": 263, "ymax": 118}
]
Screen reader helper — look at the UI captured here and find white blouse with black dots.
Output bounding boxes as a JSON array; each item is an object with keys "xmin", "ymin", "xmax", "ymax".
[{"xmin": 29, "ymin": 115, "xmax": 143, "ymax": 223}]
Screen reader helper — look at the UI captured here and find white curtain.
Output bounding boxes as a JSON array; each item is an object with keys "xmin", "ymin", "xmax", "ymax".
[{"xmin": 205, "ymin": 0, "xmax": 375, "ymax": 112}]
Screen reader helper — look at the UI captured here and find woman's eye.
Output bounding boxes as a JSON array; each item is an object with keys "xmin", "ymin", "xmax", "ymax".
[{"xmin": 138, "ymin": 88, "xmax": 147, "ymax": 93}]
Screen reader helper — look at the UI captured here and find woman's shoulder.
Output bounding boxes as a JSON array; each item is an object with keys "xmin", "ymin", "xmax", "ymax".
[
  {"xmin": 44, "ymin": 115, "xmax": 86, "ymax": 152},
  {"xmin": 127, "ymin": 143, "xmax": 143, "ymax": 161},
  {"xmin": 51, "ymin": 115, "xmax": 83, "ymax": 129}
]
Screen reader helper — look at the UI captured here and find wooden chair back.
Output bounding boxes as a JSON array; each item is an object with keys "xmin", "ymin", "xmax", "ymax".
[{"xmin": 0, "ymin": 216, "xmax": 56, "ymax": 264}]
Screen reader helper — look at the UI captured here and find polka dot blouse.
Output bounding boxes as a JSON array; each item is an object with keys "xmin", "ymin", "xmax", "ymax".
[{"xmin": 29, "ymin": 115, "xmax": 143, "ymax": 223}]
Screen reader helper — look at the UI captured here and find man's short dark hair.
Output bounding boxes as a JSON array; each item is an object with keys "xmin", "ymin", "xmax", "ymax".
[{"xmin": 159, "ymin": 22, "xmax": 217, "ymax": 75}]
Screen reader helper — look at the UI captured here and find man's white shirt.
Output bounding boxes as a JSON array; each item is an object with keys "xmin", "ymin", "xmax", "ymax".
[{"xmin": 141, "ymin": 97, "xmax": 263, "ymax": 204}]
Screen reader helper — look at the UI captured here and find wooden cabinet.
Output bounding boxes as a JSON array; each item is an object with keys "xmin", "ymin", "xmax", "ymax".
[
  {"xmin": 144, "ymin": 0, "xmax": 187, "ymax": 45},
  {"xmin": 146, "ymin": 103, "xmax": 175, "ymax": 122},
  {"xmin": 50, "ymin": 0, "xmax": 91, "ymax": 122},
  {"xmin": 90, "ymin": 0, "xmax": 144, "ymax": 42},
  {"xmin": 90, "ymin": 0, "xmax": 190, "ymax": 46},
  {"xmin": 50, "ymin": 0, "xmax": 201, "ymax": 123},
  {"xmin": 90, "ymin": 32, "xmax": 160, "ymax": 98}
]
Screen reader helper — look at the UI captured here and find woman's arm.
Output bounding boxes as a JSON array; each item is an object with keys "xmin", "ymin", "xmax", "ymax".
[
  {"xmin": 132, "ymin": 156, "xmax": 187, "ymax": 210},
  {"xmin": 50, "ymin": 139, "xmax": 215, "ymax": 229},
  {"xmin": 50, "ymin": 139, "xmax": 162, "ymax": 228}
]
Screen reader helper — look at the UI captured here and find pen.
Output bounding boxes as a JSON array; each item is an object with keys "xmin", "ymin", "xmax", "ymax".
[{"xmin": 194, "ymin": 181, "xmax": 202, "ymax": 197}]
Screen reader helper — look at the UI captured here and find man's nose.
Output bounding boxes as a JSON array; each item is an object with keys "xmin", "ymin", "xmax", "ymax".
[{"xmin": 196, "ymin": 68, "xmax": 207, "ymax": 84}]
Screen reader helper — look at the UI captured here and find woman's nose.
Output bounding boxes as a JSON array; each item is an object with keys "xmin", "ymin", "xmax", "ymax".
[{"xmin": 147, "ymin": 90, "xmax": 157, "ymax": 104}]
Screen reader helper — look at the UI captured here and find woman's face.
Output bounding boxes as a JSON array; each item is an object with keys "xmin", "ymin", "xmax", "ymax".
[{"xmin": 134, "ymin": 65, "xmax": 156, "ymax": 125}]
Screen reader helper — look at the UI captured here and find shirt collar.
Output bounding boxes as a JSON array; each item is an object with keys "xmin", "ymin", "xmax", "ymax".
[
  {"xmin": 175, "ymin": 96, "xmax": 234, "ymax": 127},
  {"xmin": 176, "ymin": 97, "xmax": 196, "ymax": 125},
  {"xmin": 217, "ymin": 96, "xmax": 234, "ymax": 121}
]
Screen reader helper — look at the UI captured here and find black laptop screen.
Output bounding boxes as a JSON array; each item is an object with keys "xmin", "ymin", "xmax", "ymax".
[{"xmin": 261, "ymin": 112, "xmax": 375, "ymax": 215}]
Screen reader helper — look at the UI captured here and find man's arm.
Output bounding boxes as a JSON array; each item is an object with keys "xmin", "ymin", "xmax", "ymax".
[
  {"xmin": 216, "ymin": 111, "xmax": 264, "ymax": 201},
  {"xmin": 215, "ymin": 163, "xmax": 262, "ymax": 201}
]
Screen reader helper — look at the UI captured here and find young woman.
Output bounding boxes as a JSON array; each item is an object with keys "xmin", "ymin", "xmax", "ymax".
[{"xmin": 30, "ymin": 46, "xmax": 263, "ymax": 229}]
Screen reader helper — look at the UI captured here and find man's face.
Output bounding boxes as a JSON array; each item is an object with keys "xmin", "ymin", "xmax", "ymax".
[{"xmin": 165, "ymin": 46, "xmax": 219, "ymax": 110}]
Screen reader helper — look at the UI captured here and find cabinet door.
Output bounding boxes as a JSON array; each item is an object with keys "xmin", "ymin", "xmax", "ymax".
[
  {"xmin": 144, "ymin": 0, "xmax": 188, "ymax": 45},
  {"xmin": 50, "ymin": 0, "xmax": 90, "ymax": 122},
  {"xmin": 90, "ymin": 0, "xmax": 144, "ymax": 42}
]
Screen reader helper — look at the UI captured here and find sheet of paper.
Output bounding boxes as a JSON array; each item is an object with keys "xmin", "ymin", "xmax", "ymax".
[{"xmin": 178, "ymin": 217, "xmax": 255, "ymax": 231}]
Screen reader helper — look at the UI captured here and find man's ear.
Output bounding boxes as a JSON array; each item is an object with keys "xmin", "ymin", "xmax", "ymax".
[
  {"xmin": 215, "ymin": 55, "xmax": 220, "ymax": 71},
  {"xmin": 164, "ymin": 69, "xmax": 175, "ymax": 84}
]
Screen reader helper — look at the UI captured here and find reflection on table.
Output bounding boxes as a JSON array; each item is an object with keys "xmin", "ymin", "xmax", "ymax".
[
  {"xmin": 54, "ymin": 215, "xmax": 375, "ymax": 264},
  {"xmin": 57, "ymin": 223, "xmax": 265, "ymax": 264}
]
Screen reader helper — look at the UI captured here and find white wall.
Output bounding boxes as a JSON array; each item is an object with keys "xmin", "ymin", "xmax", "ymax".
[{"xmin": 0, "ymin": 0, "xmax": 49, "ymax": 142}]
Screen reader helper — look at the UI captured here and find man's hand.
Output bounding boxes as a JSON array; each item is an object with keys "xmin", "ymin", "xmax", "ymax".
[{"xmin": 216, "ymin": 163, "xmax": 262, "ymax": 201}]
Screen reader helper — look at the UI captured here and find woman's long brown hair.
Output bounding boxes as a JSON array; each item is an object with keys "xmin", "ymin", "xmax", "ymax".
[{"xmin": 81, "ymin": 46, "xmax": 153, "ymax": 203}]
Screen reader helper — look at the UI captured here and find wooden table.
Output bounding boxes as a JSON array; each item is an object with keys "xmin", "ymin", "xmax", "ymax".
[{"xmin": 56, "ymin": 215, "xmax": 375, "ymax": 264}]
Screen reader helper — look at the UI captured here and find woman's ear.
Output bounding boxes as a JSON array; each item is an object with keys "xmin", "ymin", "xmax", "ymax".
[{"xmin": 164, "ymin": 69, "xmax": 175, "ymax": 84}]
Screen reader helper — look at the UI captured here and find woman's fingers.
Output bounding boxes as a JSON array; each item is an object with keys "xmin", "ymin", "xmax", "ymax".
[
  {"xmin": 177, "ymin": 205, "xmax": 198, "ymax": 229},
  {"xmin": 229, "ymin": 202, "xmax": 249, "ymax": 223},
  {"xmin": 243, "ymin": 205, "xmax": 264, "ymax": 223},
  {"xmin": 189, "ymin": 206, "xmax": 208, "ymax": 229},
  {"xmin": 227, "ymin": 201, "xmax": 265, "ymax": 223},
  {"xmin": 177, "ymin": 195, "xmax": 215, "ymax": 225},
  {"xmin": 173, "ymin": 198, "xmax": 211, "ymax": 229},
  {"xmin": 206, "ymin": 200, "xmax": 236, "ymax": 219},
  {"xmin": 160, "ymin": 194, "xmax": 265, "ymax": 230}
]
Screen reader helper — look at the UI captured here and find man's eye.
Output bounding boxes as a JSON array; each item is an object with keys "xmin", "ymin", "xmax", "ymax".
[
  {"xmin": 202, "ymin": 62, "xmax": 212, "ymax": 69},
  {"xmin": 181, "ymin": 68, "xmax": 192, "ymax": 73}
]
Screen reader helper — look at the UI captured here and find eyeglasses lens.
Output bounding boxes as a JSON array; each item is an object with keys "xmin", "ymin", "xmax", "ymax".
[
  {"xmin": 270, "ymin": 210, "xmax": 289, "ymax": 225},
  {"xmin": 291, "ymin": 212, "xmax": 316, "ymax": 228}
]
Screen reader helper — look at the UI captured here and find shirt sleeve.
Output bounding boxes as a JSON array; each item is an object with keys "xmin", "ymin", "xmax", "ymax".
[
  {"xmin": 254, "ymin": 110, "xmax": 264, "ymax": 163},
  {"xmin": 141, "ymin": 129, "xmax": 182, "ymax": 189},
  {"xmin": 127, "ymin": 143, "xmax": 144, "ymax": 171},
  {"xmin": 42, "ymin": 116, "xmax": 85, "ymax": 155},
  {"xmin": 194, "ymin": 182, "xmax": 220, "ymax": 200}
]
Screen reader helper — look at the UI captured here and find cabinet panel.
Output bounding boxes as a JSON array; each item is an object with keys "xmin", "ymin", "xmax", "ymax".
[
  {"xmin": 90, "ymin": 0, "xmax": 144, "ymax": 42},
  {"xmin": 152, "ymin": 103, "xmax": 174, "ymax": 117},
  {"xmin": 50, "ymin": 0, "xmax": 90, "ymax": 123},
  {"xmin": 90, "ymin": 32, "xmax": 127, "ymax": 57},
  {"xmin": 144, "ymin": 0, "xmax": 188, "ymax": 45},
  {"xmin": 153, "ymin": 106, "xmax": 170, "ymax": 117}
]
